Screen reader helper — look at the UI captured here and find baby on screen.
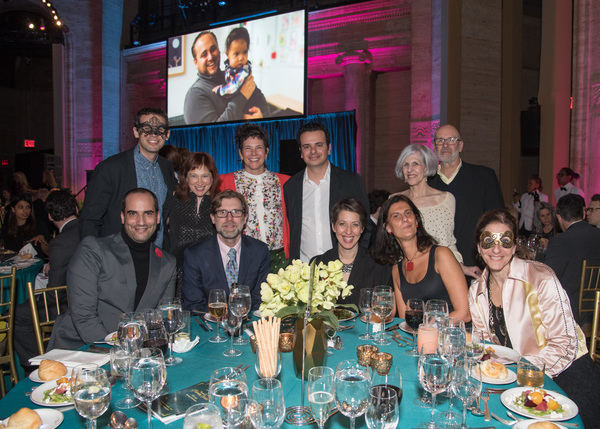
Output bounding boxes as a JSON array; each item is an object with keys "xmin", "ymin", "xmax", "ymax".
[{"xmin": 213, "ymin": 26, "xmax": 253, "ymax": 98}]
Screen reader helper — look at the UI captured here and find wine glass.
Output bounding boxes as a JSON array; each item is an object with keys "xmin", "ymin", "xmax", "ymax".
[
  {"xmin": 365, "ymin": 385, "xmax": 400, "ymax": 429},
  {"xmin": 372, "ymin": 287, "xmax": 394, "ymax": 346},
  {"xmin": 223, "ymin": 306, "xmax": 242, "ymax": 357},
  {"xmin": 117, "ymin": 312, "xmax": 146, "ymax": 354},
  {"xmin": 451, "ymin": 361, "xmax": 483, "ymax": 429},
  {"xmin": 466, "ymin": 327, "xmax": 485, "ymax": 371},
  {"xmin": 71, "ymin": 364, "xmax": 111, "ymax": 429},
  {"xmin": 404, "ymin": 298, "xmax": 424, "ymax": 356},
  {"xmin": 231, "ymin": 285, "xmax": 251, "ymax": 345},
  {"xmin": 129, "ymin": 348, "xmax": 167, "ymax": 429},
  {"xmin": 142, "ymin": 309, "xmax": 169, "ymax": 356},
  {"xmin": 110, "ymin": 345, "xmax": 139, "ymax": 409},
  {"xmin": 250, "ymin": 378, "xmax": 285, "ymax": 429},
  {"xmin": 418, "ymin": 353, "xmax": 451, "ymax": 429},
  {"xmin": 333, "ymin": 360, "xmax": 371, "ymax": 429},
  {"xmin": 308, "ymin": 366, "xmax": 335, "ymax": 429},
  {"xmin": 437, "ymin": 326, "xmax": 466, "ymax": 426},
  {"xmin": 183, "ymin": 403, "xmax": 224, "ymax": 429},
  {"xmin": 210, "ymin": 367, "xmax": 248, "ymax": 386},
  {"xmin": 208, "ymin": 289, "xmax": 228, "ymax": 343},
  {"xmin": 158, "ymin": 297, "xmax": 183, "ymax": 366},
  {"xmin": 424, "ymin": 299, "xmax": 449, "ymax": 327},
  {"xmin": 370, "ymin": 364, "xmax": 402, "ymax": 406},
  {"xmin": 209, "ymin": 377, "xmax": 249, "ymax": 428},
  {"xmin": 413, "ymin": 337, "xmax": 437, "ymax": 408},
  {"xmin": 358, "ymin": 288, "xmax": 374, "ymax": 340},
  {"xmin": 255, "ymin": 346, "xmax": 281, "ymax": 379}
]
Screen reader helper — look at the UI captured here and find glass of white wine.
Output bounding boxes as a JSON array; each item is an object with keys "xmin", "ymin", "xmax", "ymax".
[
  {"xmin": 71, "ymin": 364, "xmax": 111, "ymax": 429},
  {"xmin": 372, "ymin": 287, "xmax": 394, "ymax": 346},
  {"xmin": 308, "ymin": 366, "xmax": 335, "ymax": 429},
  {"xmin": 208, "ymin": 289, "xmax": 228, "ymax": 343}
]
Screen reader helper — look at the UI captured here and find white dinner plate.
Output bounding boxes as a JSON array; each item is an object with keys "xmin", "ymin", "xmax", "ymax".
[
  {"xmin": 29, "ymin": 367, "xmax": 73, "ymax": 384},
  {"xmin": 515, "ymin": 420, "xmax": 569, "ymax": 429},
  {"xmin": 501, "ymin": 387, "xmax": 579, "ymax": 421},
  {"xmin": 472, "ymin": 364, "xmax": 517, "ymax": 385},
  {"xmin": 1, "ymin": 409, "xmax": 64, "ymax": 429},
  {"xmin": 31, "ymin": 380, "xmax": 73, "ymax": 407},
  {"xmin": 484, "ymin": 344, "xmax": 521, "ymax": 364},
  {"xmin": 104, "ymin": 331, "xmax": 118, "ymax": 345},
  {"xmin": 398, "ymin": 321, "xmax": 414, "ymax": 334},
  {"xmin": 253, "ymin": 310, "xmax": 261, "ymax": 318}
]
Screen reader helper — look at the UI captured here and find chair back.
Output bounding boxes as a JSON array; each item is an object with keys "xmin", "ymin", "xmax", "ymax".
[
  {"xmin": 0, "ymin": 266, "xmax": 18, "ymax": 397},
  {"xmin": 579, "ymin": 259, "xmax": 600, "ymax": 332},
  {"xmin": 26, "ymin": 282, "xmax": 68, "ymax": 356},
  {"xmin": 589, "ymin": 291, "xmax": 600, "ymax": 364}
]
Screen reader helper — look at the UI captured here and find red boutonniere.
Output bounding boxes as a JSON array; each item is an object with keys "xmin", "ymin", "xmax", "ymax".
[{"xmin": 155, "ymin": 248, "xmax": 163, "ymax": 258}]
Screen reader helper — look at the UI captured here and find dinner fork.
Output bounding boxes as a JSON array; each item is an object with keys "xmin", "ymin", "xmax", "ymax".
[
  {"xmin": 482, "ymin": 388, "xmax": 490, "ymax": 421},
  {"xmin": 505, "ymin": 411, "xmax": 579, "ymax": 428}
]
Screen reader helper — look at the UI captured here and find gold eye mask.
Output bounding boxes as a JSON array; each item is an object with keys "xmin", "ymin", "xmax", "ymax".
[{"xmin": 479, "ymin": 230, "xmax": 514, "ymax": 249}]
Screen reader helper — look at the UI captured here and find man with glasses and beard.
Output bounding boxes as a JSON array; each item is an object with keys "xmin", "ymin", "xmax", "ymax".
[{"xmin": 182, "ymin": 190, "xmax": 269, "ymax": 312}]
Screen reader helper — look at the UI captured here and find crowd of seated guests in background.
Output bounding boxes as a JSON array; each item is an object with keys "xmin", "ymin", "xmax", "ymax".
[{"xmin": 5, "ymin": 108, "xmax": 600, "ymax": 426}]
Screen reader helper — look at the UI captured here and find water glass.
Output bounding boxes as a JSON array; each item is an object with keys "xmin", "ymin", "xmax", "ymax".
[
  {"xmin": 466, "ymin": 328, "xmax": 485, "ymax": 370},
  {"xmin": 231, "ymin": 285, "xmax": 251, "ymax": 345},
  {"xmin": 451, "ymin": 362, "xmax": 483, "ymax": 429},
  {"xmin": 117, "ymin": 312, "xmax": 146, "ymax": 354},
  {"xmin": 359, "ymin": 288, "xmax": 374, "ymax": 340},
  {"xmin": 250, "ymin": 378, "xmax": 285, "ymax": 429},
  {"xmin": 437, "ymin": 326, "xmax": 466, "ymax": 426},
  {"xmin": 308, "ymin": 366, "xmax": 335, "ymax": 429},
  {"xmin": 183, "ymin": 403, "xmax": 224, "ymax": 429},
  {"xmin": 209, "ymin": 367, "xmax": 248, "ymax": 387},
  {"xmin": 175, "ymin": 310, "xmax": 191, "ymax": 342},
  {"xmin": 110, "ymin": 345, "xmax": 139, "ymax": 409},
  {"xmin": 365, "ymin": 385, "xmax": 399, "ymax": 429},
  {"xmin": 209, "ymin": 378, "xmax": 248, "ymax": 428},
  {"xmin": 418, "ymin": 353, "xmax": 451, "ymax": 429},
  {"xmin": 129, "ymin": 348, "xmax": 167, "ymax": 429},
  {"xmin": 517, "ymin": 355, "xmax": 545, "ymax": 387},
  {"xmin": 71, "ymin": 364, "xmax": 111, "ymax": 429},
  {"xmin": 404, "ymin": 298, "xmax": 424, "ymax": 356},
  {"xmin": 158, "ymin": 297, "xmax": 183, "ymax": 366},
  {"xmin": 223, "ymin": 306, "xmax": 242, "ymax": 357},
  {"xmin": 333, "ymin": 360, "xmax": 371, "ymax": 429},
  {"xmin": 424, "ymin": 300, "xmax": 449, "ymax": 327}
]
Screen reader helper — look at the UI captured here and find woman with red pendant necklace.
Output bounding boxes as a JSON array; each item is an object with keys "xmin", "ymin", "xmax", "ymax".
[{"xmin": 371, "ymin": 194, "xmax": 470, "ymax": 323}]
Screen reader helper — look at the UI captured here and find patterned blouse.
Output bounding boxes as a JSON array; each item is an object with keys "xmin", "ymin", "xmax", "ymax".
[
  {"xmin": 233, "ymin": 170, "xmax": 284, "ymax": 250},
  {"xmin": 418, "ymin": 192, "xmax": 463, "ymax": 263}
]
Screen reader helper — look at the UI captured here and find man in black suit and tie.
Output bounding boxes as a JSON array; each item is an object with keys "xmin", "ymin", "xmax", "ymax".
[
  {"xmin": 428, "ymin": 124, "xmax": 505, "ymax": 277},
  {"xmin": 14, "ymin": 189, "xmax": 80, "ymax": 372},
  {"xmin": 544, "ymin": 194, "xmax": 600, "ymax": 326},
  {"xmin": 283, "ymin": 122, "xmax": 369, "ymax": 262},
  {"xmin": 49, "ymin": 188, "xmax": 176, "ymax": 350},
  {"xmin": 182, "ymin": 190, "xmax": 269, "ymax": 312}
]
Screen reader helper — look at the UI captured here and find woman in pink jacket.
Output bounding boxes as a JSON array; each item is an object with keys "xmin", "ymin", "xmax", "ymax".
[{"xmin": 469, "ymin": 209, "xmax": 599, "ymax": 428}]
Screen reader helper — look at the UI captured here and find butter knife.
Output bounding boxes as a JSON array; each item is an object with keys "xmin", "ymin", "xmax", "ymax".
[
  {"xmin": 195, "ymin": 317, "xmax": 208, "ymax": 332},
  {"xmin": 88, "ymin": 344, "xmax": 111, "ymax": 354}
]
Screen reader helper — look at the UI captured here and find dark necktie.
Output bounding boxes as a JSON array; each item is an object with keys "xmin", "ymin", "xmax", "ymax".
[
  {"xmin": 226, "ymin": 248, "xmax": 238, "ymax": 289},
  {"xmin": 560, "ymin": 187, "xmax": 567, "ymax": 191}
]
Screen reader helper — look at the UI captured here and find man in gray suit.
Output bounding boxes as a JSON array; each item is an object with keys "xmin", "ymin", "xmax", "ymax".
[{"xmin": 49, "ymin": 188, "xmax": 176, "ymax": 350}]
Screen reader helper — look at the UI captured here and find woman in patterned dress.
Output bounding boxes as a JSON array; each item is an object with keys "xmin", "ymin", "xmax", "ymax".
[
  {"xmin": 220, "ymin": 124, "xmax": 289, "ymax": 272},
  {"xmin": 392, "ymin": 144, "xmax": 480, "ymax": 278}
]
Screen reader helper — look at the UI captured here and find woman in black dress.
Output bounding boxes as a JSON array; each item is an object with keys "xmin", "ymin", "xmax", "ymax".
[{"xmin": 0, "ymin": 193, "xmax": 50, "ymax": 255}]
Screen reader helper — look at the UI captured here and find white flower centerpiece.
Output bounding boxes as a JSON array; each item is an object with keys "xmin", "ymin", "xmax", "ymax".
[{"xmin": 259, "ymin": 259, "xmax": 356, "ymax": 329}]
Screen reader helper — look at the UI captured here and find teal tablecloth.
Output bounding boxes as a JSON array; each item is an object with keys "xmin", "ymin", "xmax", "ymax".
[
  {"xmin": 1, "ymin": 257, "xmax": 44, "ymax": 305},
  {"xmin": 0, "ymin": 317, "xmax": 585, "ymax": 428}
]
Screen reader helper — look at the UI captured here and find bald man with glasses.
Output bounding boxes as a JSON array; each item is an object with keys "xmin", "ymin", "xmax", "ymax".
[{"xmin": 428, "ymin": 124, "xmax": 505, "ymax": 271}]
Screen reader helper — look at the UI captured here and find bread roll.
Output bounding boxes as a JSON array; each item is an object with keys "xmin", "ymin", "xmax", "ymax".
[
  {"xmin": 480, "ymin": 360, "xmax": 509, "ymax": 379},
  {"xmin": 529, "ymin": 422, "xmax": 560, "ymax": 429},
  {"xmin": 2, "ymin": 408, "xmax": 42, "ymax": 429},
  {"xmin": 20, "ymin": 253, "xmax": 33, "ymax": 260},
  {"xmin": 38, "ymin": 359, "xmax": 67, "ymax": 381}
]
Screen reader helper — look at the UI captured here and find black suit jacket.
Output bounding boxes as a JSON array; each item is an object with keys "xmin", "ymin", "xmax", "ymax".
[
  {"xmin": 79, "ymin": 147, "xmax": 176, "ymax": 242},
  {"xmin": 283, "ymin": 164, "xmax": 370, "ymax": 261},
  {"xmin": 544, "ymin": 221, "xmax": 600, "ymax": 322},
  {"xmin": 48, "ymin": 218, "xmax": 81, "ymax": 288},
  {"xmin": 181, "ymin": 234, "xmax": 270, "ymax": 313},
  {"xmin": 429, "ymin": 161, "xmax": 504, "ymax": 266}
]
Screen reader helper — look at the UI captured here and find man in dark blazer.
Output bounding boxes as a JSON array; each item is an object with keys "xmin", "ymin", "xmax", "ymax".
[
  {"xmin": 49, "ymin": 189, "xmax": 176, "ymax": 350},
  {"xmin": 79, "ymin": 107, "xmax": 176, "ymax": 248},
  {"xmin": 544, "ymin": 194, "xmax": 600, "ymax": 325},
  {"xmin": 428, "ymin": 124, "xmax": 505, "ymax": 275},
  {"xmin": 182, "ymin": 190, "xmax": 269, "ymax": 312},
  {"xmin": 283, "ymin": 122, "xmax": 369, "ymax": 262},
  {"xmin": 14, "ymin": 189, "xmax": 80, "ymax": 372}
]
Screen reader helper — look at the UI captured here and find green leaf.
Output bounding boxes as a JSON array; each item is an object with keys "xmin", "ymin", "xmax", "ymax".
[
  {"xmin": 335, "ymin": 303, "xmax": 359, "ymax": 313},
  {"xmin": 275, "ymin": 305, "xmax": 304, "ymax": 319},
  {"xmin": 318, "ymin": 310, "xmax": 339, "ymax": 330}
]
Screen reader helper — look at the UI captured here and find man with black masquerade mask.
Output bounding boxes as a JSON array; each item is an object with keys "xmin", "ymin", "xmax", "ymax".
[{"xmin": 79, "ymin": 107, "xmax": 177, "ymax": 248}]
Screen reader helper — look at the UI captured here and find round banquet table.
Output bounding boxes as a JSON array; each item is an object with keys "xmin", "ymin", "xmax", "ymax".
[
  {"xmin": 0, "ymin": 257, "xmax": 44, "ymax": 305},
  {"xmin": 0, "ymin": 317, "xmax": 585, "ymax": 428}
]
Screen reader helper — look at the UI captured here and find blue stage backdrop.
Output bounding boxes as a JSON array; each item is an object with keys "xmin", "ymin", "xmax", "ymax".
[{"xmin": 167, "ymin": 111, "xmax": 357, "ymax": 174}]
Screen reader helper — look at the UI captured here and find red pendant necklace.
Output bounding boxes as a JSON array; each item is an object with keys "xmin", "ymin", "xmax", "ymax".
[{"xmin": 405, "ymin": 249, "xmax": 419, "ymax": 271}]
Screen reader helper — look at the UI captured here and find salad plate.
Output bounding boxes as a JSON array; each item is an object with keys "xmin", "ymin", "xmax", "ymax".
[
  {"xmin": 483, "ymin": 344, "xmax": 521, "ymax": 364},
  {"xmin": 1, "ymin": 409, "xmax": 64, "ymax": 429},
  {"xmin": 501, "ymin": 387, "xmax": 578, "ymax": 421},
  {"xmin": 31, "ymin": 379, "xmax": 73, "ymax": 407},
  {"xmin": 333, "ymin": 308, "xmax": 357, "ymax": 322},
  {"xmin": 103, "ymin": 331, "xmax": 118, "ymax": 345}
]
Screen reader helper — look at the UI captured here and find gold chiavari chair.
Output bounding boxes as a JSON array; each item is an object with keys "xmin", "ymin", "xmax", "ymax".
[
  {"xmin": 0, "ymin": 266, "xmax": 18, "ymax": 397},
  {"xmin": 26, "ymin": 281, "xmax": 68, "ymax": 355},
  {"xmin": 589, "ymin": 291, "xmax": 600, "ymax": 365},
  {"xmin": 578, "ymin": 259, "xmax": 600, "ymax": 339}
]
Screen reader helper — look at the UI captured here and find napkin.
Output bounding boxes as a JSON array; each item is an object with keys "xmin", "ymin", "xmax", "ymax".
[
  {"xmin": 29, "ymin": 348, "xmax": 110, "ymax": 368},
  {"xmin": 18, "ymin": 243, "xmax": 37, "ymax": 258},
  {"xmin": 172, "ymin": 336, "xmax": 199, "ymax": 353}
]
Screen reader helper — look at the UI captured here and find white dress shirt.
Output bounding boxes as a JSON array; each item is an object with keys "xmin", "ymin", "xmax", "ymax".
[
  {"xmin": 513, "ymin": 191, "xmax": 548, "ymax": 231},
  {"xmin": 554, "ymin": 182, "xmax": 585, "ymax": 204},
  {"xmin": 300, "ymin": 164, "xmax": 332, "ymax": 262}
]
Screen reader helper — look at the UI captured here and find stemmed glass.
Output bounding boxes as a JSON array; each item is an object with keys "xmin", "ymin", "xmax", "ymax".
[
  {"xmin": 209, "ymin": 372, "xmax": 249, "ymax": 428},
  {"xmin": 230, "ymin": 286, "xmax": 251, "ymax": 346},
  {"xmin": 358, "ymin": 288, "xmax": 374, "ymax": 340},
  {"xmin": 333, "ymin": 360, "xmax": 371, "ymax": 429},
  {"xmin": 372, "ymin": 286, "xmax": 394, "ymax": 346},
  {"xmin": 424, "ymin": 300, "xmax": 449, "ymax": 327},
  {"xmin": 365, "ymin": 385, "xmax": 400, "ymax": 429},
  {"xmin": 142, "ymin": 309, "xmax": 169, "ymax": 356},
  {"xmin": 210, "ymin": 367, "xmax": 248, "ymax": 386},
  {"xmin": 308, "ymin": 366, "xmax": 335, "ymax": 429},
  {"xmin": 129, "ymin": 348, "xmax": 167, "ymax": 429},
  {"xmin": 116, "ymin": 312, "xmax": 146, "ymax": 408},
  {"xmin": 452, "ymin": 360, "xmax": 483, "ymax": 429},
  {"xmin": 208, "ymin": 289, "xmax": 228, "ymax": 343},
  {"xmin": 223, "ymin": 306, "xmax": 242, "ymax": 357},
  {"xmin": 370, "ymin": 364, "xmax": 403, "ymax": 405},
  {"xmin": 158, "ymin": 297, "xmax": 183, "ymax": 366},
  {"xmin": 418, "ymin": 353, "xmax": 451, "ymax": 429},
  {"xmin": 437, "ymin": 326, "xmax": 466, "ymax": 426},
  {"xmin": 405, "ymin": 298, "xmax": 424, "ymax": 356},
  {"xmin": 413, "ymin": 338, "xmax": 437, "ymax": 408},
  {"xmin": 183, "ymin": 403, "xmax": 223, "ymax": 429},
  {"xmin": 71, "ymin": 364, "xmax": 111, "ymax": 429},
  {"xmin": 466, "ymin": 328, "xmax": 485, "ymax": 371},
  {"xmin": 110, "ymin": 345, "xmax": 138, "ymax": 409},
  {"xmin": 249, "ymin": 378, "xmax": 285, "ymax": 429}
]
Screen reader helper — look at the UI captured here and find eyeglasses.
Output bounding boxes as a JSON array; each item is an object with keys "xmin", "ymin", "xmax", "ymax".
[
  {"xmin": 586, "ymin": 207, "xmax": 600, "ymax": 213},
  {"xmin": 214, "ymin": 209, "xmax": 245, "ymax": 218},
  {"xmin": 556, "ymin": 172, "xmax": 568, "ymax": 178},
  {"xmin": 434, "ymin": 137, "xmax": 461, "ymax": 147}
]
